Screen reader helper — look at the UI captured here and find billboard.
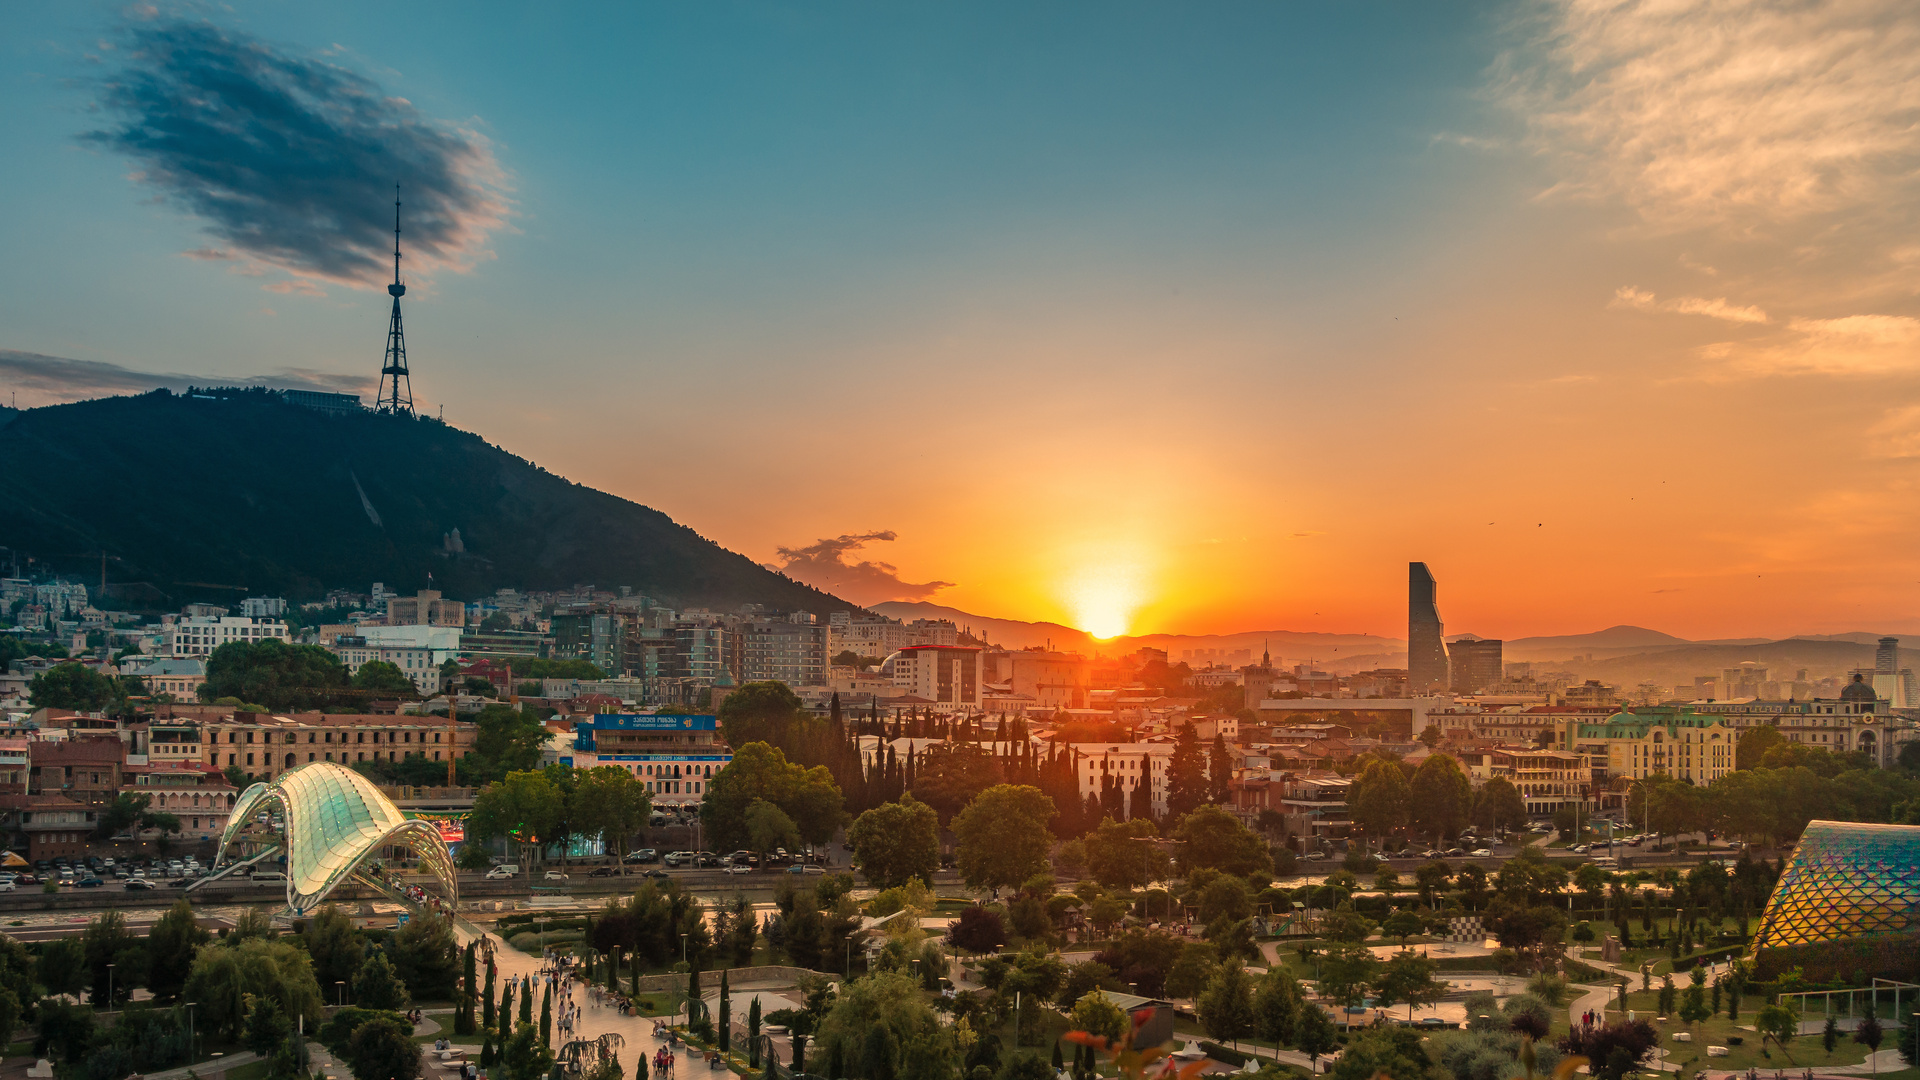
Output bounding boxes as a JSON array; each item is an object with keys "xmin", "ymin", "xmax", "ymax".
[{"xmin": 590, "ymin": 713, "xmax": 718, "ymax": 731}]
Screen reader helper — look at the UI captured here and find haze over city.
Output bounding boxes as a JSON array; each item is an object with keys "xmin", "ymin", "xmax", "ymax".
[{"xmin": 6, "ymin": 2, "xmax": 1920, "ymax": 641}]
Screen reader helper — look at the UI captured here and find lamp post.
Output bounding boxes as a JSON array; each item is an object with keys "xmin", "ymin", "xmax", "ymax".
[
  {"xmin": 186, "ymin": 1002, "xmax": 196, "ymax": 1064},
  {"xmin": 336, "ymin": 981, "xmax": 347, "ymax": 1007},
  {"xmin": 106, "ymin": 963, "xmax": 115, "ymax": 1012}
]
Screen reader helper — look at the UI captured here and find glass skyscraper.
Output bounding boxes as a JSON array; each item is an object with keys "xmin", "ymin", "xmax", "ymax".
[{"xmin": 1408, "ymin": 562, "xmax": 1449, "ymax": 695}]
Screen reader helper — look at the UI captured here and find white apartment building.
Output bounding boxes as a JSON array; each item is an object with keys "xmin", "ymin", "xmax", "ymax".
[
  {"xmin": 881, "ymin": 645, "xmax": 983, "ymax": 713},
  {"xmin": 1072, "ymin": 742, "xmax": 1175, "ymax": 819},
  {"xmin": 158, "ymin": 614, "xmax": 289, "ymax": 657},
  {"xmin": 326, "ymin": 639, "xmax": 442, "ymax": 695}
]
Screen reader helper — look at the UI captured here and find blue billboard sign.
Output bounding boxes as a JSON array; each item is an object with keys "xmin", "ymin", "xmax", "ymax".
[{"xmin": 588, "ymin": 713, "xmax": 718, "ymax": 731}]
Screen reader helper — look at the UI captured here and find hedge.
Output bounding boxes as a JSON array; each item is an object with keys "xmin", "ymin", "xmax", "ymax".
[{"xmin": 1198, "ymin": 1042, "xmax": 1249, "ymax": 1066}]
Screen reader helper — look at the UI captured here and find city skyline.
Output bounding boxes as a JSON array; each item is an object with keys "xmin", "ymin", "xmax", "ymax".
[{"xmin": 6, "ymin": 3, "xmax": 1920, "ymax": 641}]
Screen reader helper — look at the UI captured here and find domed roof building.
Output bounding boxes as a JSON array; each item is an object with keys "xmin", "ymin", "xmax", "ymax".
[
  {"xmin": 1750, "ymin": 820, "xmax": 1920, "ymax": 980},
  {"xmin": 1840, "ymin": 672, "xmax": 1880, "ymax": 704}
]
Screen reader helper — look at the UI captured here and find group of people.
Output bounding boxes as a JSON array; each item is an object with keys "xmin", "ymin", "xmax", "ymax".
[{"xmin": 651, "ymin": 1047, "xmax": 678, "ymax": 1077}]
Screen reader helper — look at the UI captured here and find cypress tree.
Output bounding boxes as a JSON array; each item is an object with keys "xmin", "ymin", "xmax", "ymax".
[
  {"xmin": 480, "ymin": 1031, "xmax": 495, "ymax": 1067},
  {"xmin": 630, "ymin": 945, "xmax": 641, "ymax": 998},
  {"xmin": 499, "ymin": 982, "xmax": 514, "ymax": 1036},
  {"xmin": 608, "ymin": 947, "xmax": 622, "ymax": 993},
  {"xmin": 540, "ymin": 984, "xmax": 552, "ymax": 1048},
  {"xmin": 718, "ymin": 969, "xmax": 732, "ymax": 1052},
  {"xmin": 747, "ymin": 997, "xmax": 762, "ymax": 1066},
  {"xmin": 482, "ymin": 959, "xmax": 497, "ymax": 1030},
  {"xmin": 456, "ymin": 943, "xmax": 477, "ymax": 1035},
  {"xmin": 519, "ymin": 976, "xmax": 534, "ymax": 1024}
]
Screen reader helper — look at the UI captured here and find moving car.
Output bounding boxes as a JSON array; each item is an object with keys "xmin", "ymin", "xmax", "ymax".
[
  {"xmin": 588, "ymin": 866, "xmax": 620, "ymax": 878},
  {"xmin": 663, "ymin": 851, "xmax": 695, "ymax": 867},
  {"xmin": 624, "ymin": 849, "xmax": 658, "ymax": 864},
  {"xmin": 786, "ymin": 864, "xmax": 825, "ymax": 875},
  {"xmin": 485, "ymin": 866, "xmax": 517, "ymax": 880},
  {"xmin": 125, "ymin": 879, "xmax": 156, "ymax": 891},
  {"xmin": 544, "ymin": 870, "xmax": 569, "ymax": 882},
  {"xmin": 637, "ymin": 869, "xmax": 671, "ymax": 882},
  {"xmin": 1469, "ymin": 848, "xmax": 1493, "ymax": 858},
  {"xmin": 253, "ymin": 871, "xmax": 288, "ymax": 883},
  {"xmin": 724, "ymin": 863, "xmax": 753, "ymax": 875},
  {"xmin": 78, "ymin": 876, "xmax": 104, "ymax": 888}
]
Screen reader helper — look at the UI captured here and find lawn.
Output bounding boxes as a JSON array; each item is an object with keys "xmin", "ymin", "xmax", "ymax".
[{"xmin": 1595, "ymin": 983, "xmax": 1900, "ymax": 1079}]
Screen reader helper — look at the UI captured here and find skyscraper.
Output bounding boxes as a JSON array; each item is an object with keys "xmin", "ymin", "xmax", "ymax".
[
  {"xmin": 1877, "ymin": 637, "xmax": 1899, "ymax": 674},
  {"xmin": 1408, "ymin": 562, "xmax": 1449, "ymax": 694},
  {"xmin": 1448, "ymin": 635, "xmax": 1503, "ymax": 695}
]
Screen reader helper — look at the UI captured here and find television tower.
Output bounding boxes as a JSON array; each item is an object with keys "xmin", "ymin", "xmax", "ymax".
[{"xmin": 375, "ymin": 185, "xmax": 415, "ymax": 415}]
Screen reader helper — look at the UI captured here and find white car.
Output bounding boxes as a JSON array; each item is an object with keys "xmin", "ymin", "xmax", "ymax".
[
  {"xmin": 724, "ymin": 864, "xmax": 753, "ymax": 875},
  {"xmin": 1470, "ymin": 848, "xmax": 1493, "ymax": 858},
  {"xmin": 485, "ymin": 866, "xmax": 517, "ymax": 880},
  {"xmin": 543, "ymin": 870, "xmax": 569, "ymax": 882},
  {"xmin": 0, "ymin": 881, "xmax": 14, "ymax": 893}
]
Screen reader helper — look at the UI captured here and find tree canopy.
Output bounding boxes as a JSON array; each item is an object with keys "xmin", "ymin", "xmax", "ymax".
[
  {"xmin": 1173, "ymin": 805, "xmax": 1270, "ymax": 878},
  {"xmin": 702, "ymin": 742, "xmax": 844, "ymax": 852},
  {"xmin": 952, "ymin": 784, "xmax": 1055, "ymax": 896},
  {"xmin": 200, "ymin": 639, "xmax": 350, "ymax": 710},
  {"xmin": 847, "ymin": 796, "xmax": 940, "ymax": 889}
]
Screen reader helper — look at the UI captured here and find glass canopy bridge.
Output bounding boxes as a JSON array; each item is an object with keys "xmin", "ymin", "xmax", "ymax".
[{"xmin": 191, "ymin": 761, "xmax": 458, "ymax": 917}]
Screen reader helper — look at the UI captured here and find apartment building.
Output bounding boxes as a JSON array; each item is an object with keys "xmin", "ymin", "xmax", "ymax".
[
  {"xmin": 158, "ymin": 614, "xmax": 289, "ymax": 658},
  {"xmin": 882, "ymin": 645, "xmax": 983, "ymax": 713},
  {"xmin": 1071, "ymin": 742, "xmax": 1175, "ymax": 819},
  {"xmin": 565, "ymin": 713, "xmax": 732, "ymax": 807},
  {"xmin": 326, "ymin": 637, "xmax": 442, "ymax": 694},
  {"xmin": 197, "ymin": 713, "xmax": 474, "ymax": 782},
  {"xmin": 1494, "ymin": 748, "xmax": 1591, "ymax": 816}
]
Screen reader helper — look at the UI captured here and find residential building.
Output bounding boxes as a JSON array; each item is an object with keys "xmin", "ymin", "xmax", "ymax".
[
  {"xmin": 1559, "ymin": 706, "xmax": 1738, "ymax": 806},
  {"xmin": 239, "ymin": 597, "xmax": 287, "ymax": 618},
  {"xmin": 882, "ymin": 645, "xmax": 983, "ymax": 713},
  {"xmin": 121, "ymin": 763, "xmax": 236, "ymax": 840},
  {"xmin": 1684, "ymin": 677, "xmax": 1916, "ymax": 766},
  {"xmin": 29, "ymin": 737, "xmax": 125, "ymax": 807},
  {"xmin": 992, "ymin": 650, "xmax": 1089, "ymax": 710},
  {"xmin": 326, "ymin": 638, "xmax": 442, "ymax": 695},
  {"xmin": 121, "ymin": 657, "xmax": 206, "ymax": 700},
  {"xmin": 0, "ymin": 794, "xmax": 97, "ymax": 860},
  {"xmin": 1070, "ymin": 742, "xmax": 1174, "ymax": 819},
  {"xmin": 159, "ymin": 614, "xmax": 289, "ymax": 658},
  {"xmin": 1277, "ymin": 772, "xmax": 1354, "ymax": 842},
  {"xmin": 197, "ymin": 713, "xmax": 475, "ymax": 782},
  {"xmin": 740, "ymin": 615, "xmax": 829, "ymax": 686},
  {"xmin": 1448, "ymin": 636, "xmax": 1502, "ymax": 695},
  {"xmin": 1494, "ymin": 748, "xmax": 1591, "ymax": 816}
]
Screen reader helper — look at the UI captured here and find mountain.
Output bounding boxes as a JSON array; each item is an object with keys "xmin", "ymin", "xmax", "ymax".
[
  {"xmin": 0, "ymin": 390, "xmax": 858, "ymax": 615},
  {"xmin": 871, "ymin": 600, "xmax": 1398, "ymax": 664},
  {"xmin": 1498, "ymin": 624, "xmax": 1701, "ymax": 661},
  {"xmin": 1579, "ymin": 638, "xmax": 1879, "ymax": 688}
]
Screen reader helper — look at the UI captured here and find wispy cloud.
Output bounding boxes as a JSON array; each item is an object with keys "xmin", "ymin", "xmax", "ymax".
[
  {"xmin": 1611, "ymin": 285, "xmax": 1768, "ymax": 324},
  {"xmin": 84, "ymin": 19, "xmax": 511, "ymax": 289},
  {"xmin": 0, "ymin": 349, "xmax": 372, "ymax": 408},
  {"xmin": 1867, "ymin": 404, "xmax": 1920, "ymax": 459},
  {"xmin": 766, "ymin": 531, "xmax": 953, "ymax": 606},
  {"xmin": 1499, "ymin": 0, "xmax": 1920, "ymax": 229},
  {"xmin": 1697, "ymin": 314, "xmax": 1920, "ymax": 377}
]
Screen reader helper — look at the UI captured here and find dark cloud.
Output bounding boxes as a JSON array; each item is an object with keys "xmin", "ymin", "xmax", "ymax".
[
  {"xmin": 0, "ymin": 349, "xmax": 373, "ymax": 408},
  {"xmin": 767, "ymin": 531, "xmax": 954, "ymax": 606},
  {"xmin": 85, "ymin": 19, "xmax": 509, "ymax": 286}
]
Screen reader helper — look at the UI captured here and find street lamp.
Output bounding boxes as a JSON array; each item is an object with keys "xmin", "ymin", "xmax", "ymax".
[
  {"xmin": 186, "ymin": 1002, "xmax": 197, "ymax": 1064},
  {"xmin": 336, "ymin": 981, "xmax": 347, "ymax": 1007},
  {"xmin": 106, "ymin": 963, "xmax": 115, "ymax": 1011}
]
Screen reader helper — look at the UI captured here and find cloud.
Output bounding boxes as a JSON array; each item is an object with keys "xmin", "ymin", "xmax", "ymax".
[
  {"xmin": 263, "ymin": 279, "xmax": 326, "ymax": 297},
  {"xmin": 1867, "ymin": 405, "xmax": 1920, "ymax": 459},
  {"xmin": 1499, "ymin": 0, "xmax": 1920, "ymax": 228},
  {"xmin": 766, "ymin": 531, "xmax": 954, "ymax": 606},
  {"xmin": 1611, "ymin": 285, "xmax": 1768, "ymax": 323},
  {"xmin": 84, "ymin": 19, "xmax": 510, "ymax": 288},
  {"xmin": 1698, "ymin": 313, "xmax": 1920, "ymax": 377},
  {"xmin": 0, "ymin": 349, "xmax": 374, "ymax": 408}
]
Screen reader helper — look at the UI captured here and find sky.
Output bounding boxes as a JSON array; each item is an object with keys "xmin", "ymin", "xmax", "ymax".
[{"xmin": 5, "ymin": 1, "xmax": 1920, "ymax": 643}]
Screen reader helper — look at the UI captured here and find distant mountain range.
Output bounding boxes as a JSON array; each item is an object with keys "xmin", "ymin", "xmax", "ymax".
[
  {"xmin": 0, "ymin": 391, "xmax": 859, "ymax": 615},
  {"xmin": 878, "ymin": 602, "xmax": 1905, "ymax": 685}
]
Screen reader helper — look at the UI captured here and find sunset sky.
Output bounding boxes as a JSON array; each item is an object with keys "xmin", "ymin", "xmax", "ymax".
[{"xmin": 5, "ymin": 2, "xmax": 1920, "ymax": 642}]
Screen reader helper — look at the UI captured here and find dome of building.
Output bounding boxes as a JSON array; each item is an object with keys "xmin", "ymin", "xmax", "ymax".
[
  {"xmin": 1841, "ymin": 673, "xmax": 1878, "ymax": 703},
  {"xmin": 1750, "ymin": 820, "xmax": 1920, "ymax": 979}
]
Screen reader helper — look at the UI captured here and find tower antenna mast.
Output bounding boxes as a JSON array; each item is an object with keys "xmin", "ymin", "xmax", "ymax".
[{"xmin": 375, "ymin": 184, "xmax": 415, "ymax": 415}]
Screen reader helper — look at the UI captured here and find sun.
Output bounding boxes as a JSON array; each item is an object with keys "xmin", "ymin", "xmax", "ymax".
[{"xmin": 1065, "ymin": 563, "xmax": 1146, "ymax": 640}]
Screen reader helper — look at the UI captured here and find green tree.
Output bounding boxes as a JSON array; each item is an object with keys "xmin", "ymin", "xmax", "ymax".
[
  {"xmin": 243, "ymin": 994, "xmax": 293, "ymax": 1057},
  {"xmin": 1315, "ymin": 943, "xmax": 1379, "ymax": 1009},
  {"xmin": 1068, "ymin": 991, "xmax": 1127, "ymax": 1044},
  {"xmin": 145, "ymin": 900, "xmax": 208, "ymax": 1001},
  {"xmin": 701, "ymin": 742, "xmax": 845, "ymax": 852},
  {"xmin": 952, "ymin": 785, "xmax": 1055, "ymax": 897},
  {"xmin": 1166, "ymin": 723, "xmax": 1208, "ymax": 818},
  {"xmin": 571, "ymin": 766, "xmax": 653, "ymax": 868},
  {"xmin": 468, "ymin": 769, "xmax": 564, "ymax": 866},
  {"xmin": 717, "ymin": 681, "xmax": 809, "ymax": 752},
  {"xmin": 1381, "ymin": 910, "xmax": 1424, "ymax": 945},
  {"xmin": 1373, "ymin": 950, "xmax": 1446, "ymax": 1022},
  {"xmin": 390, "ymin": 912, "xmax": 460, "ymax": 1000},
  {"xmin": 181, "ymin": 938, "xmax": 325, "ymax": 1040},
  {"xmin": 29, "ymin": 663, "xmax": 125, "ymax": 711},
  {"xmin": 1197, "ymin": 964, "xmax": 1256, "ymax": 1047},
  {"xmin": 1083, "ymin": 816, "xmax": 1164, "ymax": 889},
  {"xmin": 1736, "ymin": 725, "xmax": 1788, "ymax": 771},
  {"xmin": 1252, "ymin": 969, "xmax": 1301, "ymax": 1045},
  {"xmin": 303, "ymin": 905, "xmax": 365, "ymax": 994},
  {"xmin": 353, "ymin": 952, "xmax": 410, "ymax": 1011},
  {"xmin": 847, "ymin": 796, "xmax": 940, "ymax": 888},
  {"xmin": 1329, "ymin": 1026, "xmax": 1434, "ymax": 1080},
  {"xmin": 744, "ymin": 798, "xmax": 802, "ymax": 858},
  {"xmin": 466, "ymin": 705, "xmax": 550, "ymax": 784},
  {"xmin": 200, "ymin": 639, "xmax": 349, "ymax": 711},
  {"xmin": 81, "ymin": 911, "xmax": 141, "ymax": 1006},
  {"xmin": 1408, "ymin": 754, "xmax": 1472, "ymax": 843},
  {"xmin": 1754, "ymin": 1002, "xmax": 1799, "ymax": 1060},
  {"xmin": 1349, "ymin": 759, "xmax": 1411, "ymax": 839},
  {"xmin": 1471, "ymin": 777, "xmax": 1528, "ymax": 832},
  {"xmin": 345, "ymin": 1016, "xmax": 422, "ymax": 1080},
  {"xmin": 812, "ymin": 973, "xmax": 942, "ymax": 1080},
  {"xmin": 1173, "ymin": 805, "xmax": 1271, "ymax": 878},
  {"xmin": 1293, "ymin": 1001, "xmax": 1339, "ymax": 1069},
  {"xmin": 350, "ymin": 661, "xmax": 419, "ymax": 696}
]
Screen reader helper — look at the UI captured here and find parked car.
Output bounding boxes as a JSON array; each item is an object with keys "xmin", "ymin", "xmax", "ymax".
[
  {"xmin": 0, "ymin": 881, "xmax": 14, "ymax": 893},
  {"xmin": 624, "ymin": 849, "xmax": 658, "ymax": 864},
  {"xmin": 1571, "ymin": 844, "xmax": 1591, "ymax": 854},
  {"xmin": 125, "ymin": 879, "xmax": 156, "ymax": 891},
  {"xmin": 663, "ymin": 851, "xmax": 695, "ymax": 867}
]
